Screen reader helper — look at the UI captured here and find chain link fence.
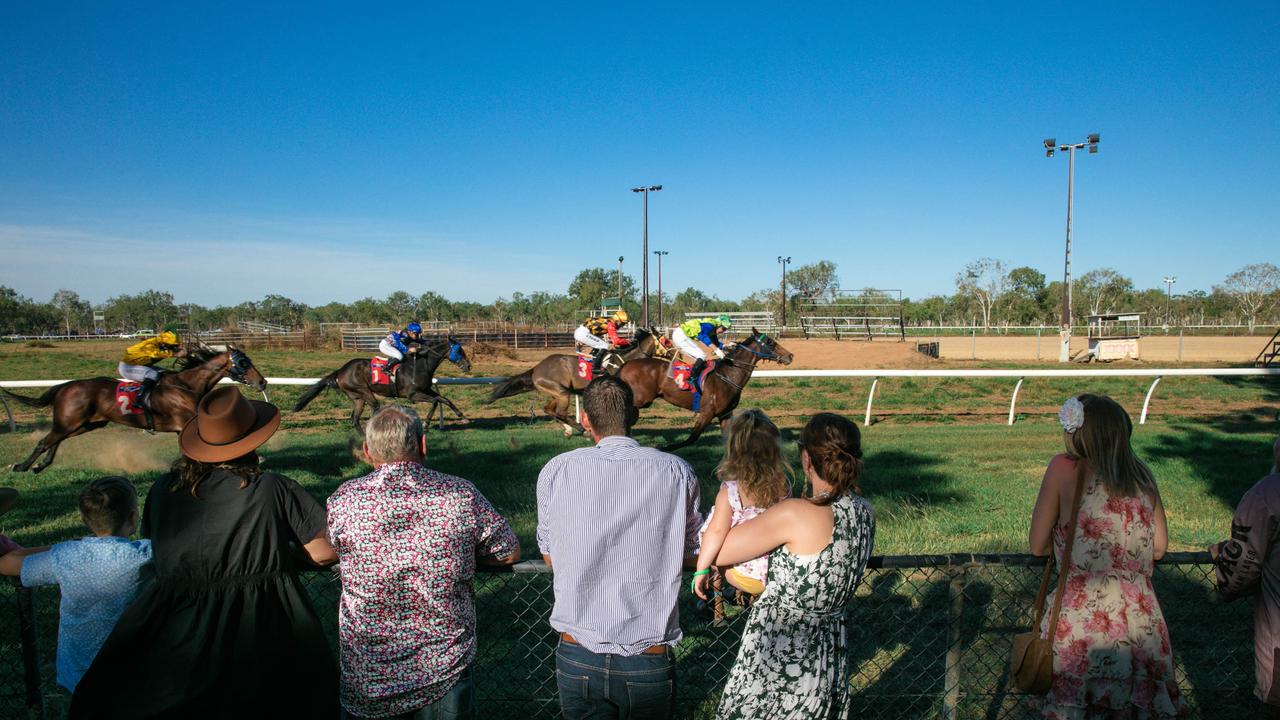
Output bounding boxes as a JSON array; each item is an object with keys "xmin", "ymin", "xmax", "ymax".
[{"xmin": 5, "ymin": 553, "xmax": 1255, "ymax": 719}]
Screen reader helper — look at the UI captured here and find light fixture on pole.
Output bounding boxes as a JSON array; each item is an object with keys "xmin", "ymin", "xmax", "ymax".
[
  {"xmin": 653, "ymin": 250, "xmax": 669, "ymax": 328},
  {"xmin": 1162, "ymin": 276, "xmax": 1177, "ymax": 327},
  {"xmin": 777, "ymin": 256, "xmax": 792, "ymax": 329},
  {"xmin": 1043, "ymin": 133, "xmax": 1100, "ymax": 362},
  {"xmin": 617, "ymin": 256, "xmax": 624, "ymax": 306},
  {"xmin": 630, "ymin": 185, "xmax": 662, "ymax": 326}
]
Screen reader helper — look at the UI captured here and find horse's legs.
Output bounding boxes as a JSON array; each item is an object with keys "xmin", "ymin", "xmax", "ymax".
[
  {"xmin": 31, "ymin": 421, "xmax": 106, "ymax": 474},
  {"xmin": 351, "ymin": 397, "xmax": 366, "ymax": 435},
  {"xmin": 11, "ymin": 439, "xmax": 49, "ymax": 472},
  {"xmin": 662, "ymin": 412, "xmax": 715, "ymax": 452}
]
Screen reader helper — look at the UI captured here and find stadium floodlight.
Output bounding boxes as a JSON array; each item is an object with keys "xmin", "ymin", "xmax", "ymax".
[
  {"xmin": 630, "ymin": 184, "xmax": 663, "ymax": 325},
  {"xmin": 1042, "ymin": 133, "xmax": 1102, "ymax": 362}
]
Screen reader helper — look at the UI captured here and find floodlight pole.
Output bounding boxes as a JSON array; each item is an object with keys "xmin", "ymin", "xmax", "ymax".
[
  {"xmin": 617, "ymin": 256, "xmax": 624, "ymax": 304},
  {"xmin": 1044, "ymin": 134, "xmax": 1099, "ymax": 362},
  {"xmin": 631, "ymin": 185, "xmax": 662, "ymax": 326},
  {"xmin": 1163, "ymin": 276, "xmax": 1177, "ymax": 327},
  {"xmin": 777, "ymin": 256, "xmax": 792, "ymax": 328},
  {"xmin": 653, "ymin": 250, "xmax": 669, "ymax": 327}
]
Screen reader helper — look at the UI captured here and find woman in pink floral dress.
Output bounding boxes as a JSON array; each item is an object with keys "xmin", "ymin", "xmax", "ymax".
[{"xmin": 1028, "ymin": 394, "xmax": 1188, "ymax": 719}]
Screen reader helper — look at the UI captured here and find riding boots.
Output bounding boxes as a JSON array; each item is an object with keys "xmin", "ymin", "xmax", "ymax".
[
  {"xmin": 139, "ymin": 377, "xmax": 158, "ymax": 434},
  {"xmin": 591, "ymin": 348, "xmax": 605, "ymax": 374}
]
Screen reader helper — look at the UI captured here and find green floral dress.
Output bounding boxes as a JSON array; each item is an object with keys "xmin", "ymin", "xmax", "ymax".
[{"xmin": 716, "ymin": 493, "xmax": 876, "ymax": 719}]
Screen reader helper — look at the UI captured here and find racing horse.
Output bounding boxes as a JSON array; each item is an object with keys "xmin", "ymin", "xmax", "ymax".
[
  {"xmin": 4, "ymin": 346, "xmax": 268, "ymax": 473},
  {"xmin": 292, "ymin": 336, "xmax": 472, "ymax": 433},
  {"xmin": 619, "ymin": 329, "xmax": 793, "ymax": 451},
  {"xmin": 486, "ymin": 327, "xmax": 664, "ymax": 436}
]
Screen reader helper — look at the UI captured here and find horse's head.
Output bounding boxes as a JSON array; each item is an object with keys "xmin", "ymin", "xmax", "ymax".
[
  {"xmin": 226, "ymin": 347, "xmax": 268, "ymax": 392},
  {"xmin": 446, "ymin": 335, "xmax": 471, "ymax": 373},
  {"xmin": 739, "ymin": 327, "xmax": 794, "ymax": 366}
]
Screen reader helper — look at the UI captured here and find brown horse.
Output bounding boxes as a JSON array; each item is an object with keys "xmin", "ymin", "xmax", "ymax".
[
  {"xmin": 486, "ymin": 328, "xmax": 664, "ymax": 436},
  {"xmin": 4, "ymin": 347, "xmax": 268, "ymax": 473},
  {"xmin": 619, "ymin": 330, "xmax": 794, "ymax": 450},
  {"xmin": 292, "ymin": 336, "xmax": 472, "ymax": 433}
]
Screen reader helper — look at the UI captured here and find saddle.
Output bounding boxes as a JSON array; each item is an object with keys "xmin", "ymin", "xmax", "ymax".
[
  {"xmin": 115, "ymin": 382, "xmax": 145, "ymax": 415},
  {"xmin": 370, "ymin": 356, "xmax": 397, "ymax": 386}
]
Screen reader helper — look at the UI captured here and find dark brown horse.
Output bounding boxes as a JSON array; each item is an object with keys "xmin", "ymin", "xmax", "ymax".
[
  {"xmin": 4, "ymin": 347, "xmax": 267, "ymax": 473},
  {"xmin": 486, "ymin": 328, "xmax": 665, "ymax": 436},
  {"xmin": 619, "ymin": 330, "xmax": 794, "ymax": 450},
  {"xmin": 292, "ymin": 336, "xmax": 472, "ymax": 433}
]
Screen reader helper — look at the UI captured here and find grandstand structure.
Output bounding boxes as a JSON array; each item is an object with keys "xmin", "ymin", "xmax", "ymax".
[{"xmin": 798, "ymin": 288, "xmax": 905, "ymax": 341}]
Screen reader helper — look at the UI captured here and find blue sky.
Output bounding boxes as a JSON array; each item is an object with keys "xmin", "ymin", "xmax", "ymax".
[{"xmin": 1, "ymin": 3, "xmax": 1276, "ymax": 306}]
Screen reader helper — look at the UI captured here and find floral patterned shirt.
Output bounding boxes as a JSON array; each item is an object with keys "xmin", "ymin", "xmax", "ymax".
[{"xmin": 327, "ymin": 461, "xmax": 519, "ymax": 718}]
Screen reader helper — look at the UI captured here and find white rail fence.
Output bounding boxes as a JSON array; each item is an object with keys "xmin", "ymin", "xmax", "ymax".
[{"xmin": 2, "ymin": 368, "xmax": 1276, "ymax": 433}]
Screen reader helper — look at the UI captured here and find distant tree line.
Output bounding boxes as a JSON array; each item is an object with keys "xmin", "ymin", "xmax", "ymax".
[{"xmin": 1, "ymin": 262, "xmax": 1277, "ymax": 335}]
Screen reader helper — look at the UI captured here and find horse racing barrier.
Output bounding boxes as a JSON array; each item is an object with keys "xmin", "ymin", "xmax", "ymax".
[{"xmin": 2, "ymin": 553, "xmax": 1254, "ymax": 718}]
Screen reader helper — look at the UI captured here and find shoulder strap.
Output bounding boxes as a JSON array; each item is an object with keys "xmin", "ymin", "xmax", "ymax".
[{"xmin": 1031, "ymin": 458, "xmax": 1090, "ymax": 637}]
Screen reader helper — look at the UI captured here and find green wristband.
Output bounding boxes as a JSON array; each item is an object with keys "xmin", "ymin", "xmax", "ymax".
[{"xmin": 692, "ymin": 569, "xmax": 711, "ymax": 577}]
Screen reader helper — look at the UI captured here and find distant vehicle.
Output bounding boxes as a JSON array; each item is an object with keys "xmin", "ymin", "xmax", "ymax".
[{"xmin": 119, "ymin": 329, "xmax": 155, "ymax": 339}]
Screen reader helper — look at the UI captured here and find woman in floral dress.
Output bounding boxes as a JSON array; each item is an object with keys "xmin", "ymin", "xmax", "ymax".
[
  {"xmin": 711, "ymin": 412, "xmax": 876, "ymax": 719},
  {"xmin": 1029, "ymin": 394, "xmax": 1188, "ymax": 718}
]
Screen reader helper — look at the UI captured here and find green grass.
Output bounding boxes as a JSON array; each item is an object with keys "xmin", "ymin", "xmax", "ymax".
[{"xmin": 2, "ymin": 420, "xmax": 1272, "ymax": 557}]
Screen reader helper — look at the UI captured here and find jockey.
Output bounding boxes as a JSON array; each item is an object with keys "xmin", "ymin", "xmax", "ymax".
[
  {"xmin": 118, "ymin": 330, "xmax": 184, "ymax": 432},
  {"xmin": 379, "ymin": 322, "xmax": 423, "ymax": 374},
  {"xmin": 672, "ymin": 314, "xmax": 733, "ymax": 380},
  {"xmin": 574, "ymin": 310, "xmax": 630, "ymax": 373}
]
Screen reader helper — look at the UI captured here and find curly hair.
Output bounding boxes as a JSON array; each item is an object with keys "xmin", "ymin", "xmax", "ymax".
[{"xmin": 716, "ymin": 409, "xmax": 792, "ymax": 509}]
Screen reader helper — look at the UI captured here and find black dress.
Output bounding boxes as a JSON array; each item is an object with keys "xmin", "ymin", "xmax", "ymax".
[{"xmin": 69, "ymin": 469, "xmax": 339, "ymax": 719}]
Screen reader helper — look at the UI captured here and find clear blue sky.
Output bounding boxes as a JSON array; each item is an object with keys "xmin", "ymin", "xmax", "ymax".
[{"xmin": 1, "ymin": 3, "xmax": 1276, "ymax": 306}]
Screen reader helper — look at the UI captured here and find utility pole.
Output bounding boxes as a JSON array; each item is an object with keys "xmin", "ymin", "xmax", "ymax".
[
  {"xmin": 653, "ymin": 250, "xmax": 669, "ymax": 328},
  {"xmin": 777, "ymin": 256, "xmax": 792, "ymax": 329},
  {"xmin": 616, "ymin": 256, "xmax": 624, "ymax": 308},
  {"xmin": 1163, "ymin": 276, "xmax": 1177, "ymax": 327},
  {"xmin": 1043, "ymin": 133, "xmax": 1100, "ymax": 362}
]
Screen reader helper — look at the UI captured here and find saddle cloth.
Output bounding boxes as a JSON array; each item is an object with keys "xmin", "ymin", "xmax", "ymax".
[
  {"xmin": 115, "ymin": 382, "xmax": 145, "ymax": 415},
  {"xmin": 575, "ymin": 353, "xmax": 594, "ymax": 383},
  {"xmin": 370, "ymin": 356, "xmax": 396, "ymax": 385}
]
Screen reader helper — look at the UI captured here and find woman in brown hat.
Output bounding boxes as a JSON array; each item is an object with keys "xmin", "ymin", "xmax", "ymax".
[{"xmin": 69, "ymin": 386, "xmax": 339, "ymax": 719}]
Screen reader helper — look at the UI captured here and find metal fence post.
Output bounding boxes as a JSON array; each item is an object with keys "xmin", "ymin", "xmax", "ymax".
[
  {"xmin": 1178, "ymin": 330, "xmax": 1184, "ymax": 364},
  {"xmin": 17, "ymin": 584, "xmax": 44, "ymax": 718},
  {"xmin": 942, "ymin": 565, "xmax": 965, "ymax": 720}
]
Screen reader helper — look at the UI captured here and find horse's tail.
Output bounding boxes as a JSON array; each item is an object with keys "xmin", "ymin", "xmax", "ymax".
[
  {"xmin": 2, "ymin": 383, "xmax": 66, "ymax": 408},
  {"xmin": 293, "ymin": 370, "xmax": 340, "ymax": 411},
  {"xmin": 487, "ymin": 369, "xmax": 535, "ymax": 403}
]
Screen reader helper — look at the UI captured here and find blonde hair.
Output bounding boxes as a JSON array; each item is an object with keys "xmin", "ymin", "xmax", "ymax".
[
  {"xmin": 1069, "ymin": 394, "xmax": 1156, "ymax": 498},
  {"xmin": 716, "ymin": 409, "xmax": 791, "ymax": 508}
]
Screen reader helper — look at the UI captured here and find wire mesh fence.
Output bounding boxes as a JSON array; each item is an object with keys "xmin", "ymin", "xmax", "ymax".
[{"xmin": 5, "ymin": 553, "xmax": 1255, "ymax": 719}]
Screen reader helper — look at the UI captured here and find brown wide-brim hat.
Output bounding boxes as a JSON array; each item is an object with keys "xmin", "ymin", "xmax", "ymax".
[
  {"xmin": 179, "ymin": 386, "xmax": 281, "ymax": 463},
  {"xmin": 0, "ymin": 487, "xmax": 17, "ymax": 517}
]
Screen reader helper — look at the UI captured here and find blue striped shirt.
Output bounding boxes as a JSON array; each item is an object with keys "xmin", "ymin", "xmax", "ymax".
[{"xmin": 537, "ymin": 435, "xmax": 702, "ymax": 656}]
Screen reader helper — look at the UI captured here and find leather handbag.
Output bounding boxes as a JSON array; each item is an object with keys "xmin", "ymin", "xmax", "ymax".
[{"xmin": 1010, "ymin": 459, "xmax": 1088, "ymax": 694}]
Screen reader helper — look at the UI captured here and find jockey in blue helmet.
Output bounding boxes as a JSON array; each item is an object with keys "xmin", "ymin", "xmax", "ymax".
[{"xmin": 379, "ymin": 321, "xmax": 424, "ymax": 373}]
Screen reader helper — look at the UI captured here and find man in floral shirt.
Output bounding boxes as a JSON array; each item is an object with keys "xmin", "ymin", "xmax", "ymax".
[{"xmin": 328, "ymin": 405, "xmax": 520, "ymax": 720}]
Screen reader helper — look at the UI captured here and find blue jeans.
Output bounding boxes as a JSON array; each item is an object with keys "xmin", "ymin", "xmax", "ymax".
[
  {"xmin": 340, "ymin": 664, "xmax": 475, "ymax": 720},
  {"xmin": 555, "ymin": 639, "xmax": 675, "ymax": 720}
]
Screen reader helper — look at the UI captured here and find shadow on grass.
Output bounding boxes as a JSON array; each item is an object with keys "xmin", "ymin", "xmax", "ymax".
[{"xmin": 1147, "ymin": 422, "xmax": 1278, "ymax": 509}]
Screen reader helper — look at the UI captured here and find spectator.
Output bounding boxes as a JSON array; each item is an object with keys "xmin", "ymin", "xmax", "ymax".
[
  {"xmin": 711, "ymin": 412, "xmax": 875, "ymax": 719},
  {"xmin": 536, "ymin": 376, "xmax": 701, "ymax": 720},
  {"xmin": 69, "ymin": 386, "xmax": 339, "ymax": 718},
  {"xmin": 1028, "ymin": 394, "xmax": 1186, "ymax": 718},
  {"xmin": 0, "ymin": 478, "xmax": 151, "ymax": 694},
  {"xmin": 1211, "ymin": 433, "xmax": 1280, "ymax": 714},
  {"xmin": 328, "ymin": 405, "xmax": 520, "ymax": 720},
  {"xmin": 693, "ymin": 408, "xmax": 792, "ymax": 601}
]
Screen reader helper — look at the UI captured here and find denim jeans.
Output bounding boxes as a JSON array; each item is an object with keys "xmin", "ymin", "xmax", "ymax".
[
  {"xmin": 341, "ymin": 664, "xmax": 476, "ymax": 720},
  {"xmin": 555, "ymin": 639, "xmax": 675, "ymax": 720}
]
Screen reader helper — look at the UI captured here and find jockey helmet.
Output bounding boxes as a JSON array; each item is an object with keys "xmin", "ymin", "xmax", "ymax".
[
  {"xmin": 717, "ymin": 314, "xmax": 733, "ymax": 328},
  {"xmin": 612, "ymin": 310, "xmax": 629, "ymax": 324},
  {"xmin": 157, "ymin": 331, "xmax": 180, "ymax": 346},
  {"xmin": 407, "ymin": 322, "xmax": 422, "ymax": 334}
]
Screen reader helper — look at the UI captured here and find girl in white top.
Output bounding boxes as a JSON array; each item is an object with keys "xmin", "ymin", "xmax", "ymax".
[{"xmin": 693, "ymin": 408, "xmax": 792, "ymax": 598}]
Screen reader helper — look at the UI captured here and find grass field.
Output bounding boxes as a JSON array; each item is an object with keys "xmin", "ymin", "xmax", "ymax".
[{"xmin": 1, "ymin": 337, "xmax": 1276, "ymax": 557}]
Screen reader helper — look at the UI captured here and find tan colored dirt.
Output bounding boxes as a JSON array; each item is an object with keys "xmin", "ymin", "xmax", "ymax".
[{"xmin": 930, "ymin": 334, "xmax": 1265, "ymax": 364}]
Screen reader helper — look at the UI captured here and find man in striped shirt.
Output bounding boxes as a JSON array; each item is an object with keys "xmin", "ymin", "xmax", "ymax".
[{"xmin": 537, "ymin": 376, "xmax": 702, "ymax": 720}]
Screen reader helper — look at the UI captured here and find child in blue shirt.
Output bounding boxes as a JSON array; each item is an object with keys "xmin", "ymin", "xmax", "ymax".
[{"xmin": 0, "ymin": 476, "xmax": 152, "ymax": 692}]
